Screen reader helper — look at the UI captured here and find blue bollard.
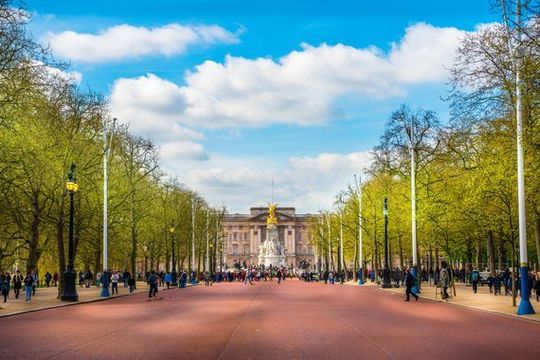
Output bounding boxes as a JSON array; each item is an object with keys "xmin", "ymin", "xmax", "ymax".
[
  {"xmin": 517, "ymin": 266, "xmax": 535, "ymax": 315},
  {"xmin": 100, "ymin": 271, "xmax": 110, "ymax": 297}
]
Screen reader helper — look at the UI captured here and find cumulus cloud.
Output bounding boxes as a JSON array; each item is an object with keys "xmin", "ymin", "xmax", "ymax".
[
  {"xmin": 111, "ymin": 23, "xmax": 467, "ymax": 129},
  {"xmin": 160, "ymin": 141, "xmax": 209, "ymax": 161},
  {"xmin": 45, "ymin": 23, "xmax": 240, "ymax": 63},
  {"xmin": 180, "ymin": 151, "xmax": 372, "ymax": 212}
]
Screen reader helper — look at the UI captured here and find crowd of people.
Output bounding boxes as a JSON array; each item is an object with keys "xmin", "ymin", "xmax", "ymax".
[
  {"xmin": 0, "ymin": 270, "xmax": 41, "ymax": 302},
  {"xmin": 2, "ymin": 263, "xmax": 540, "ymax": 305},
  {"xmin": 363, "ymin": 261, "xmax": 540, "ymax": 302}
]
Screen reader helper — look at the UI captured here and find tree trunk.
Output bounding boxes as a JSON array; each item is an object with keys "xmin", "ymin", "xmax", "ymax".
[
  {"xmin": 487, "ymin": 230, "xmax": 495, "ymax": 276},
  {"xmin": 398, "ymin": 234, "xmax": 404, "ymax": 269},
  {"xmin": 428, "ymin": 247, "xmax": 433, "ymax": 271},
  {"xmin": 498, "ymin": 238, "xmax": 505, "ymax": 271},
  {"xmin": 130, "ymin": 190, "xmax": 137, "ymax": 280},
  {"xmin": 434, "ymin": 247, "xmax": 439, "ymax": 270},
  {"xmin": 475, "ymin": 237, "xmax": 481, "ymax": 270},
  {"xmin": 56, "ymin": 198, "xmax": 66, "ymax": 299},
  {"xmin": 26, "ymin": 191, "xmax": 41, "ymax": 272},
  {"xmin": 94, "ymin": 249, "xmax": 101, "ymax": 284},
  {"xmin": 535, "ymin": 217, "xmax": 540, "ymax": 271}
]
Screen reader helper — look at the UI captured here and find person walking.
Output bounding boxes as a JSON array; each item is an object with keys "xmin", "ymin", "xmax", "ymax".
[
  {"xmin": 534, "ymin": 270, "xmax": 540, "ymax": 302},
  {"xmin": 24, "ymin": 272, "xmax": 33, "ymax": 302},
  {"xmin": 1, "ymin": 273, "xmax": 10, "ymax": 303},
  {"xmin": 440, "ymin": 262, "xmax": 450, "ymax": 301},
  {"xmin": 32, "ymin": 272, "xmax": 38, "ymax": 295},
  {"xmin": 45, "ymin": 272, "xmax": 52, "ymax": 287},
  {"xmin": 244, "ymin": 270, "xmax": 253, "ymax": 285},
  {"xmin": 147, "ymin": 271, "xmax": 158, "ymax": 298},
  {"xmin": 111, "ymin": 271, "xmax": 119, "ymax": 295},
  {"xmin": 53, "ymin": 272, "xmax": 59, "ymax": 287},
  {"xmin": 12, "ymin": 270, "xmax": 22, "ymax": 299},
  {"xmin": 471, "ymin": 269, "xmax": 480, "ymax": 294},
  {"xmin": 404, "ymin": 268, "xmax": 418, "ymax": 301},
  {"xmin": 128, "ymin": 274, "xmax": 136, "ymax": 294},
  {"xmin": 164, "ymin": 272, "xmax": 172, "ymax": 290}
]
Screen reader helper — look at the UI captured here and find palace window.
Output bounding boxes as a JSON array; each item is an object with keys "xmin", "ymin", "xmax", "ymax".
[
  {"xmin": 232, "ymin": 244, "xmax": 238, "ymax": 256},
  {"xmin": 233, "ymin": 232, "xmax": 238, "ymax": 240},
  {"xmin": 243, "ymin": 244, "xmax": 250, "ymax": 255}
]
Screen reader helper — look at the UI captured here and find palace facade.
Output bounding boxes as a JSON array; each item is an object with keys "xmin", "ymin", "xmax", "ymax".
[{"xmin": 223, "ymin": 207, "xmax": 315, "ymax": 268}]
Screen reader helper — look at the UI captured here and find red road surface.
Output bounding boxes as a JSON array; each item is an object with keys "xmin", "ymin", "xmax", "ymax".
[{"xmin": 0, "ymin": 280, "xmax": 538, "ymax": 360}]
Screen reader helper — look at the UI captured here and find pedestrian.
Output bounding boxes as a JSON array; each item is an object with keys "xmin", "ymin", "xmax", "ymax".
[
  {"xmin": 53, "ymin": 272, "xmax": 59, "ymax": 287},
  {"xmin": 12, "ymin": 270, "xmax": 22, "ymax": 299},
  {"xmin": 440, "ymin": 262, "xmax": 450, "ymax": 301},
  {"xmin": 32, "ymin": 272, "xmax": 38, "ymax": 295},
  {"xmin": 404, "ymin": 268, "xmax": 418, "ymax": 301},
  {"xmin": 148, "ymin": 270, "xmax": 158, "ymax": 298},
  {"xmin": 277, "ymin": 270, "xmax": 282, "ymax": 284},
  {"xmin": 164, "ymin": 272, "xmax": 172, "ymax": 290},
  {"xmin": 471, "ymin": 269, "xmax": 479, "ymax": 294},
  {"xmin": 244, "ymin": 270, "xmax": 253, "ymax": 285},
  {"xmin": 45, "ymin": 272, "xmax": 52, "ymax": 287},
  {"xmin": 1, "ymin": 273, "xmax": 10, "ymax": 303},
  {"xmin": 128, "ymin": 274, "xmax": 136, "ymax": 294},
  {"xmin": 534, "ymin": 270, "xmax": 540, "ymax": 302},
  {"xmin": 78, "ymin": 270, "xmax": 85, "ymax": 288},
  {"xmin": 111, "ymin": 271, "xmax": 119, "ymax": 295},
  {"xmin": 24, "ymin": 271, "xmax": 33, "ymax": 302}
]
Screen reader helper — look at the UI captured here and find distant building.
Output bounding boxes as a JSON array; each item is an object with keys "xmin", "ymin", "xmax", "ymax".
[{"xmin": 222, "ymin": 207, "xmax": 314, "ymax": 268}]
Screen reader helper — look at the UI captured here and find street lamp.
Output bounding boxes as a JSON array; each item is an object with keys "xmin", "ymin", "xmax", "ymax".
[
  {"xmin": 382, "ymin": 197, "xmax": 392, "ymax": 288},
  {"xmin": 354, "ymin": 174, "xmax": 364, "ymax": 285},
  {"xmin": 170, "ymin": 225, "xmax": 177, "ymax": 286},
  {"xmin": 101, "ymin": 117, "xmax": 115, "ymax": 298},
  {"xmin": 191, "ymin": 198, "xmax": 197, "ymax": 284},
  {"xmin": 62, "ymin": 164, "xmax": 79, "ymax": 302}
]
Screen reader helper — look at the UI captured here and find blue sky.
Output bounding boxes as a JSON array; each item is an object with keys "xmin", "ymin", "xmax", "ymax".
[{"xmin": 26, "ymin": 0, "xmax": 498, "ymax": 212}]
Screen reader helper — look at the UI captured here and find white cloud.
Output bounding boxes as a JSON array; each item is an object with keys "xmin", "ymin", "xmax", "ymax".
[
  {"xmin": 160, "ymin": 141, "xmax": 209, "ymax": 161},
  {"xmin": 46, "ymin": 23, "xmax": 239, "ymax": 63},
  {"xmin": 111, "ymin": 22, "xmax": 467, "ymax": 130},
  {"xmin": 179, "ymin": 151, "xmax": 372, "ymax": 212}
]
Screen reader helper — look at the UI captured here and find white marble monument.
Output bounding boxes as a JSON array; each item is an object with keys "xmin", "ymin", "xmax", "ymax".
[{"xmin": 258, "ymin": 204, "xmax": 287, "ymax": 267}]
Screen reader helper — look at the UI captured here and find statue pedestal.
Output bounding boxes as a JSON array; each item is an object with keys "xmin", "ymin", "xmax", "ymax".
[{"xmin": 258, "ymin": 224, "xmax": 286, "ymax": 268}]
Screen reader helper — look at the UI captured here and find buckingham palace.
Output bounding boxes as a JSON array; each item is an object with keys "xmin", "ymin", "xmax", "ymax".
[{"xmin": 223, "ymin": 207, "xmax": 315, "ymax": 268}]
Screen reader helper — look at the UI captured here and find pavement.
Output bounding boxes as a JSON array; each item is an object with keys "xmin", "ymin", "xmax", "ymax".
[
  {"xmin": 0, "ymin": 282, "xmax": 150, "ymax": 317},
  {"xmin": 376, "ymin": 281, "xmax": 540, "ymax": 322},
  {"xmin": 0, "ymin": 279, "xmax": 538, "ymax": 360}
]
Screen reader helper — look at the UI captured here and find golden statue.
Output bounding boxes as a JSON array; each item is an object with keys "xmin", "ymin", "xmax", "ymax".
[{"xmin": 267, "ymin": 203, "xmax": 278, "ymax": 225}]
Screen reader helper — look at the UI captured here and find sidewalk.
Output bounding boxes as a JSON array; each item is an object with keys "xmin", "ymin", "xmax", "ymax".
[
  {"xmin": 0, "ymin": 281, "xmax": 151, "ymax": 318},
  {"xmin": 377, "ymin": 281, "xmax": 540, "ymax": 322}
]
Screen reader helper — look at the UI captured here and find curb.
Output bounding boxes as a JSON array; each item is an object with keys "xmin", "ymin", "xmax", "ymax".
[
  {"xmin": 374, "ymin": 286, "xmax": 540, "ymax": 325},
  {"xmin": 0, "ymin": 284, "xmax": 198, "ymax": 319}
]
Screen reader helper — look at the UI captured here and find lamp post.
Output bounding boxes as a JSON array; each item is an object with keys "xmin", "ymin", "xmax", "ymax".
[
  {"xmin": 205, "ymin": 209, "xmax": 210, "ymax": 273},
  {"xmin": 191, "ymin": 198, "xmax": 197, "ymax": 284},
  {"xmin": 327, "ymin": 212, "xmax": 332, "ymax": 272},
  {"xmin": 500, "ymin": 0, "xmax": 534, "ymax": 315},
  {"xmin": 62, "ymin": 164, "xmax": 79, "ymax": 302},
  {"xmin": 382, "ymin": 197, "xmax": 392, "ymax": 288},
  {"xmin": 355, "ymin": 174, "xmax": 364, "ymax": 285},
  {"xmin": 101, "ymin": 117, "xmax": 115, "ymax": 298},
  {"xmin": 170, "ymin": 225, "xmax": 177, "ymax": 286},
  {"xmin": 406, "ymin": 117, "xmax": 420, "ymax": 294},
  {"xmin": 339, "ymin": 209, "xmax": 345, "ymax": 277}
]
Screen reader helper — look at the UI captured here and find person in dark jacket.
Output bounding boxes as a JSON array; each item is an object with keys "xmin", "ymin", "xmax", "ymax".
[
  {"xmin": 1, "ymin": 273, "xmax": 10, "ymax": 303},
  {"xmin": 404, "ymin": 268, "xmax": 418, "ymax": 301},
  {"xmin": 12, "ymin": 270, "xmax": 22, "ymax": 299}
]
